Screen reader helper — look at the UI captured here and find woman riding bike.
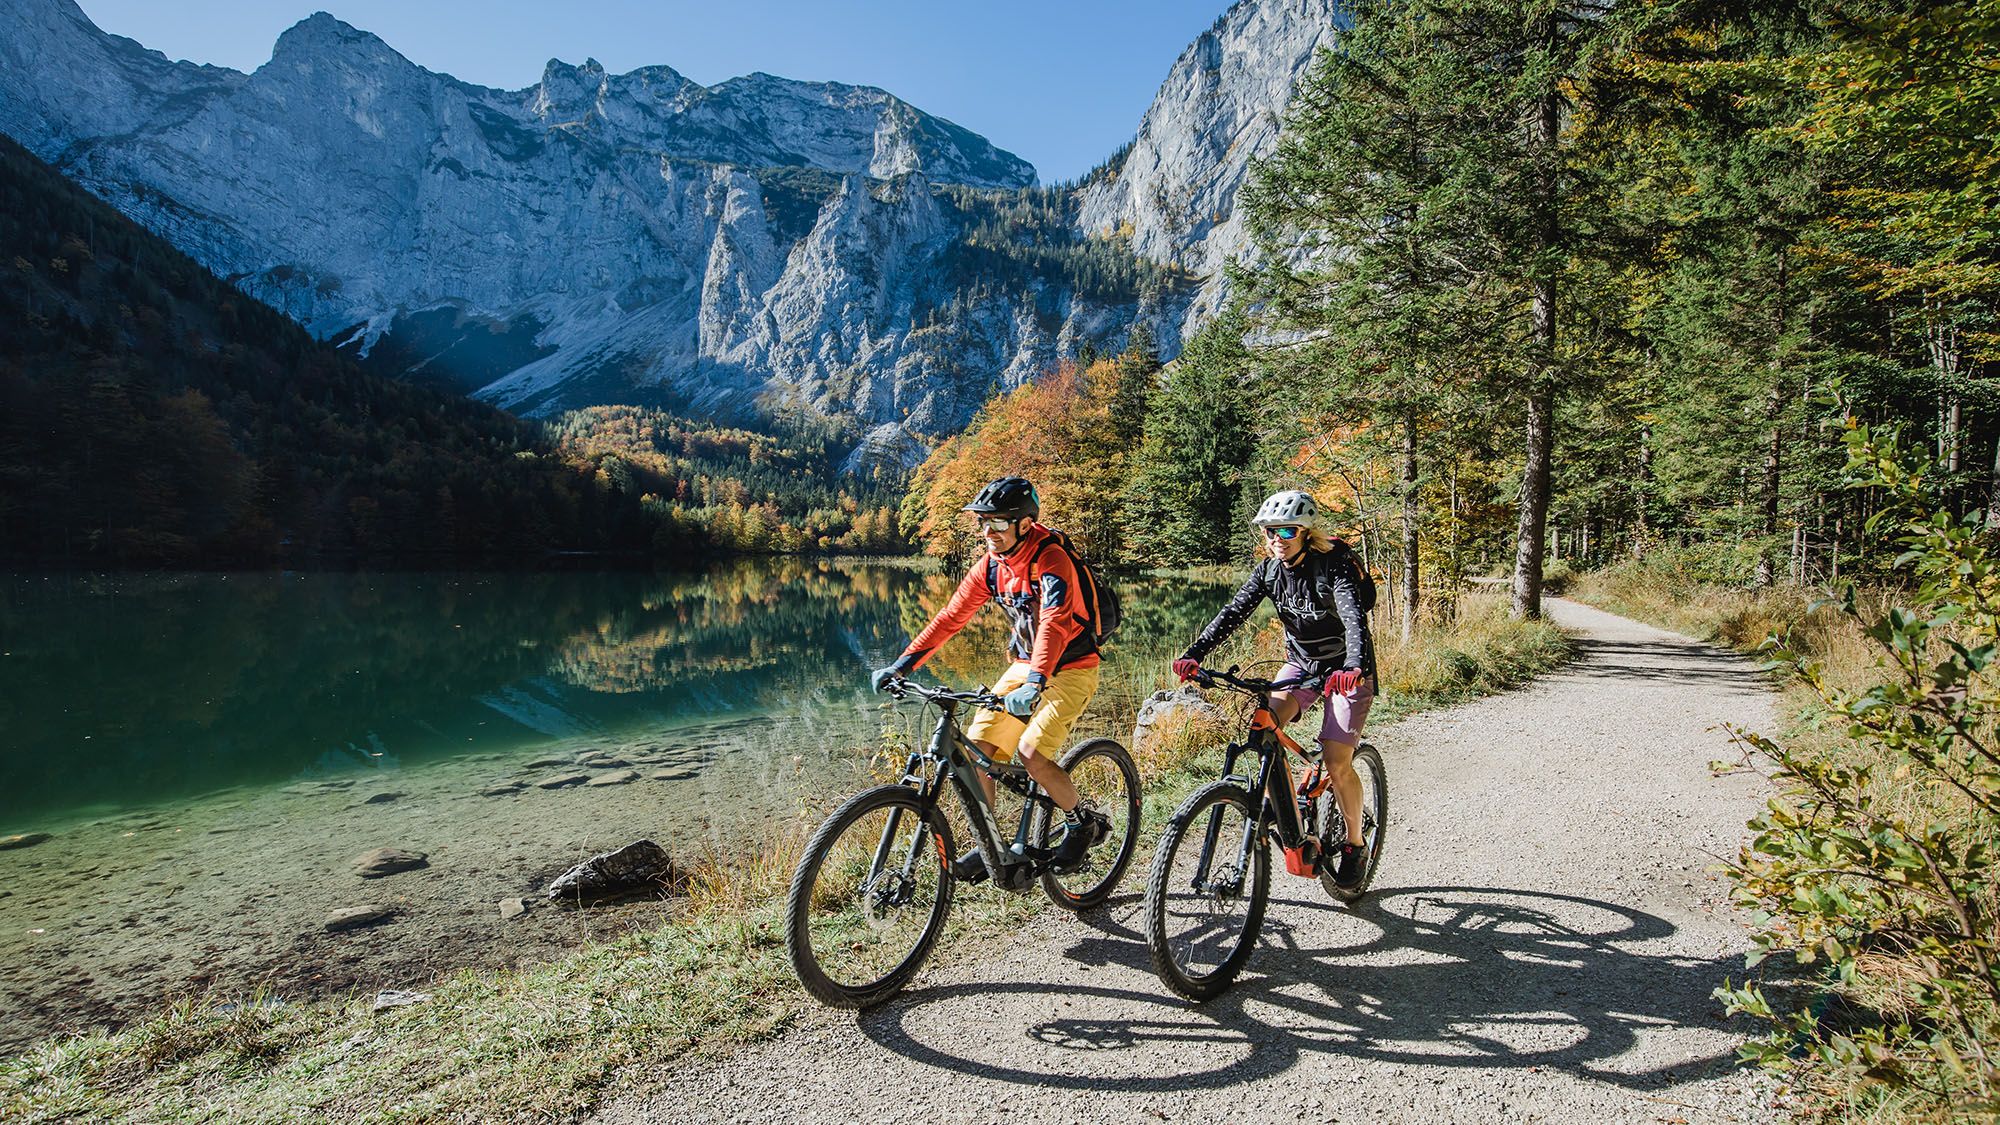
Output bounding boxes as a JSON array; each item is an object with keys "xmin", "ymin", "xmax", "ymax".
[{"xmin": 1172, "ymin": 489, "xmax": 1377, "ymax": 891}]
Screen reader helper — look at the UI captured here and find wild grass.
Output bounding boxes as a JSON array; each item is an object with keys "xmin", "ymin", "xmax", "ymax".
[
  {"xmin": 0, "ymin": 578, "xmax": 1574, "ymax": 1123},
  {"xmin": 1573, "ymin": 550, "xmax": 1996, "ymax": 1122}
]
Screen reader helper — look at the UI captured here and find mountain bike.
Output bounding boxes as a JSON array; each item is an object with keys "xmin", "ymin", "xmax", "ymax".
[
  {"xmin": 1143, "ymin": 663, "xmax": 1388, "ymax": 1001},
  {"xmin": 786, "ymin": 677, "xmax": 1141, "ymax": 1008}
]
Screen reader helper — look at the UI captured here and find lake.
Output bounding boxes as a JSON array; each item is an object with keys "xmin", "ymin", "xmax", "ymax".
[{"xmin": 0, "ymin": 558, "xmax": 1239, "ymax": 1048}]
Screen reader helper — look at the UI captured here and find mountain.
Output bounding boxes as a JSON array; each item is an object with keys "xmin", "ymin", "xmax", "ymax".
[
  {"xmin": 0, "ymin": 132, "xmax": 665, "ymax": 564},
  {"xmin": 1077, "ymin": 0, "xmax": 1346, "ymax": 339},
  {"xmin": 0, "ymin": 0, "xmax": 1344, "ymax": 462}
]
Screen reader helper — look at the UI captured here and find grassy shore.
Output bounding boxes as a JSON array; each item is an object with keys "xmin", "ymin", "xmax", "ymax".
[{"xmin": 3, "ymin": 589, "xmax": 1570, "ymax": 1123}]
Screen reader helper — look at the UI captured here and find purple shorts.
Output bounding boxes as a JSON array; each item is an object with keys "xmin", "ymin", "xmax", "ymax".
[{"xmin": 1273, "ymin": 662, "xmax": 1375, "ymax": 746}]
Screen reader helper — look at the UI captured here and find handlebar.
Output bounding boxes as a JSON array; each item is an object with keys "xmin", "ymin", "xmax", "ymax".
[
  {"xmin": 1188, "ymin": 663, "xmax": 1311, "ymax": 696},
  {"xmin": 881, "ymin": 676, "xmax": 1006, "ymax": 712}
]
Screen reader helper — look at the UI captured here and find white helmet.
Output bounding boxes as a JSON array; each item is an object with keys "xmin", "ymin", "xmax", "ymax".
[{"xmin": 1253, "ymin": 490, "xmax": 1318, "ymax": 529}]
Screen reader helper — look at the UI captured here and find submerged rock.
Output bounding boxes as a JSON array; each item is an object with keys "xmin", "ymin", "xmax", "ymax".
[
  {"xmin": 523, "ymin": 756, "xmax": 571, "ymax": 770},
  {"xmin": 650, "ymin": 769, "xmax": 696, "ymax": 782},
  {"xmin": 586, "ymin": 770, "xmax": 640, "ymax": 787},
  {"xmin": 351, "ymin": 848, "xmax": 428, "ymax": 878},
  {"xmin": 546, "ymin": 840, "xmax": 679, "ymax": 905},
  {"xmin": 0, "ymin": 833, "xmax": 51, "ymax": 850},
  {"xmin": 325, "ymin": 905, "xmax": 394, "ymax": 931},
  {"xmin": 535, "ymin": 773, "xmax": 590, "ymax": 790},
  {"xmin": 360, "ymin": 792, "xmax": 405, "ymax": 805},
  {"xmin": 480, "ymin": 781, "xmax": 528, "ymax": 797}
]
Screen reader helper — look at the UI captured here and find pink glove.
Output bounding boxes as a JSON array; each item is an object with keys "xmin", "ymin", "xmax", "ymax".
[
  {"xmin": 1325, "ymin": 669, "xmax": 1363, "ymax": 694},
  {"xmin": 1172, "ymin": 658, "xmax": 1200, "ymax": 683}
]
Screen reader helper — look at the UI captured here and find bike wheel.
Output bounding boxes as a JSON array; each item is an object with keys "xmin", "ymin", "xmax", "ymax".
[
  {"xmin": 785, "ymin": 784, "xmax": 954, "ymax": 1009},
  {"xmin": 1038, "ymin": 738, "xmax": 1141, "ymax": 911},
  {"xmin": 1144, "ymin": 781, "xmax": 1270, "ymax": 1001},
  {"xmin": 1317, "ymin": 742, "xmax": 1389, "ymax": 903}
]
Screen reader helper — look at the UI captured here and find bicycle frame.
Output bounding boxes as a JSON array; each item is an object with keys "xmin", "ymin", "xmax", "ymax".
[
  {"xmin": 1205, "ymin": 673, "xmax": 1335, "ymax": 884},
  {"xmin": 882, "ymin": 686, "xmax": 1057, "ymax": 893}
]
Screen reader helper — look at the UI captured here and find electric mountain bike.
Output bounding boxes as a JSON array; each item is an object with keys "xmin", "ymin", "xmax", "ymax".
[
  {"xmin": 785, "ymin": 678, "xmax": 1141, "ymax": 1008},
  {"xmin": 1144, "ymin": 663, "xmax": 1389, "ymax": 1001}
]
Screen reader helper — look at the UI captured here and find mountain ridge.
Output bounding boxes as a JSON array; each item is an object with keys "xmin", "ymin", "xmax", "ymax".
[{"xmin": 0, "ymin": 0, "xmax": 1344, "ymax": 459}]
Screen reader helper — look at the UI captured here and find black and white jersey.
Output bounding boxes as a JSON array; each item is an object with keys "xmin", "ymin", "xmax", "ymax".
[{"xmin": 1183, "ymin": 544, "xmax": 1375, "ymax": 680}]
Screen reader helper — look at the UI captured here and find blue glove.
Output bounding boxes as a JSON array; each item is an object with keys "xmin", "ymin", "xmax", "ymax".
[
  {"xmin": 872, "ymin": 661, "xmax": 913, "ymax": 693},
  {"xmin": 1003, "ymin": 683, "xmax": 1042, "ymax": 717}
]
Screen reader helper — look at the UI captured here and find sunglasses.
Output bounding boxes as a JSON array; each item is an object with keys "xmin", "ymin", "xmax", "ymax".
[
  {"xmin": 1263, "ymin": 526, "xmax": 1302, "ymax": 541},
  {"xmin": 973, "ymin": 516, "xmax": 1018, "ymax": 532}
]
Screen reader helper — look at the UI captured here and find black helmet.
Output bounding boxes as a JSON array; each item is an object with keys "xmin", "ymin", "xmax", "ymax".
[{"xmin": 962, "ymin": 477, "xmax": 1039, "ymax": 521}]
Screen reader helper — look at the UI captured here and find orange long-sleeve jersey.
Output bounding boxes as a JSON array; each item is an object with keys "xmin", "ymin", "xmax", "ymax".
[{"xmin": 899, "ymin": 523, "xmax": 1101, "ymax": 684}]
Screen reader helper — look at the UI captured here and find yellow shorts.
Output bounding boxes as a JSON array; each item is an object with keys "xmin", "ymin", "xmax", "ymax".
[{"xmin": 963, "ymin": 662, "xmax": 1100, "ymax": 763}]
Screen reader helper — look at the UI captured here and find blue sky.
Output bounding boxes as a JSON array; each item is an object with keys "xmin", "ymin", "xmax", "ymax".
[{"xmin": 74, "ymin": 0, "xmax": 1235, "ymax": 184}]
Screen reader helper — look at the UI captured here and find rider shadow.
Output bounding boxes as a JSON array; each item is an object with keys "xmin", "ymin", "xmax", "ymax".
[{"xmin": 856, "ymin": 885, "xmax": 1763, "ymax": 1095}]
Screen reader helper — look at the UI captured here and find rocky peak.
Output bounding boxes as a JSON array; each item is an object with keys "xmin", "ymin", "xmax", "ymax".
[
  {"xmin": 268, "ymin": 11, "xmax": 408, "ymax": 71},
  {"xmin": 1076, "ymin": 0, "xmax": 1346, "ymax": 336},
  {"xmin": 530, "ymin": 57, "xmax": 609, "ymax": 125}
]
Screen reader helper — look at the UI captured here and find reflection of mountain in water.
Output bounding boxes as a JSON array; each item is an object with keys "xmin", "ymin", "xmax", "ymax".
[{"xmin": 0, "ymin": 562, "xmax": 931, "ymax": 821}]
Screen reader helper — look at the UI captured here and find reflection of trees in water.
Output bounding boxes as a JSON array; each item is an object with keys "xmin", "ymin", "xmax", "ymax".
[
  {"xmin": 545, "ymin": 559, "xmax": 924, "ymax": 694},
  {"xmin": 0, "ymin": 562, "xmax": 1240, "ymax": 821}
]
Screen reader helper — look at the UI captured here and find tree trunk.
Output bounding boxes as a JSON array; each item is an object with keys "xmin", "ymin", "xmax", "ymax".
[
  {"xmin": 1634, "ymin": 427, "xmax": 1652, "ymax": 560},
  {"xmin": 1511, "ymin": 88, "xmax": 1561, "ymax": 622},
  {"xmin": 1756, "ymin": 380, "xmax": 1782, "ymax": 587},
  {"xmin": 1401, "ymin": 413, "xmax": 1419, "ymax": 644}
]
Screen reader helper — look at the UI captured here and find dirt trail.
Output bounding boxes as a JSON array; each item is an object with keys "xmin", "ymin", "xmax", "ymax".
[{"xmin": 596, "ymin": 598, "xmax": 1787, "ymax": 1124}]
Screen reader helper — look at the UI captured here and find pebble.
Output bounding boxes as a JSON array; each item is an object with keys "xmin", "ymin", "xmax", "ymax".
[{"xmin": 324, "ymin": 905, "xmax": 393, "ymax": 932}]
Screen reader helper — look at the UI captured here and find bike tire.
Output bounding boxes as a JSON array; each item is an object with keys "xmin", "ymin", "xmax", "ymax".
[
  {"xmin": 785, "ymin": 784, "xmax": 955, "ymax": 1009},
  {"xmin": 1318, "ymin": 742, "xmax": 1389, "ymax": 903},
  {"xmin": 1144, "ymin": 781, "xmax": 1270, "ymax": 1001},
  {"xmin": 1037, "ymin": 738, "xmax": 1141, "ymax": 912}
]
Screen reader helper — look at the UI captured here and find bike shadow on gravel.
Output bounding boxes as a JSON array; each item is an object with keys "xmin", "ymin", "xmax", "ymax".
[{"xmin": 855, "ymin": 885, "xmax": 1759, "ymax": 1094}]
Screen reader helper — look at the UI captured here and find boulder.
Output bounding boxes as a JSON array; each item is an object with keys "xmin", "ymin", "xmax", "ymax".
[
  {"xmin": 1130, "ymin": 685, "xmax": 1231, "ymax": 765},
  {"xmin": 325, "ymin": 905, "xmax": 394, "ymax": 932},
  {"xmin": 0, "ymin": 832, "xmax": 51, "ymax": 850},
  {"xmin": 586, "ymin": 770, "xmax": 640, "ymax": 787},
  {"xmin": 352, "ymin": 847, "xmax": 428, "ymax": 878},
  {"xmin": 546, "ymin": 840, "xmax": 679, "ymax": 905},
  {"xmin": 535, "ymin": 773, "xmax": 590, "ymax": 790}
]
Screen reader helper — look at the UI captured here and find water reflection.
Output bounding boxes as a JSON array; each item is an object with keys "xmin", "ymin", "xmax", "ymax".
[
  {"xmin": 0, "ymin": 562, "xmax": 927, "ymax": 822},
  {"xmin": 0, "ymin": 560, "xmax": 1246, "ymax": 825}
]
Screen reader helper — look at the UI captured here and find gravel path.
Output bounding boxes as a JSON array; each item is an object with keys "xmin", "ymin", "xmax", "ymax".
[{"xmin": 596, "ymin": 598, "xmax": 1789, "ymax": 1124}]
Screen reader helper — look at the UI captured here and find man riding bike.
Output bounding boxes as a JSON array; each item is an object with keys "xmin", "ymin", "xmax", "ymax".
[
  {"xmin": 1172, "ymin": 489, "xmax": 1378, "ymax": 890},
  {"xmin": 872, "ymin": 477, "xmax": 1112, "ymax": 878}
]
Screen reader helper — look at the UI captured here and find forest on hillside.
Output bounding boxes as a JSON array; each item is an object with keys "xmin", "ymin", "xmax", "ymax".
[
  {"xmin": 909, "ymin": 0, "xmax": 1996, "ymax": 623},
  {"xmin": 0, "ymin": 135, "xmax": 906, "ymax": 565}
]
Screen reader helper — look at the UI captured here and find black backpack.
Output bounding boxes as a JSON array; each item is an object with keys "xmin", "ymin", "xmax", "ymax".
[
  {"xmin": 985, "ymin": 529, "xmax": 1122, "ymax": 646},
  {"xmin": 1331, "ymin": 538, "xmax": 1378, "ymax": 614}
]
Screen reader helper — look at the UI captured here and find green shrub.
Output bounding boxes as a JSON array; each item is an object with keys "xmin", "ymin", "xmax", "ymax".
[{"xmin": 1716, "ymin": 423, "xmax": 2000, "ymax": 1118}]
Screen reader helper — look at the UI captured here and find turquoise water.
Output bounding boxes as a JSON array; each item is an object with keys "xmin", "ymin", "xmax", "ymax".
[{"xmin": 0, "ymin": 559, "xmax": 1237, "ymax": 826}]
